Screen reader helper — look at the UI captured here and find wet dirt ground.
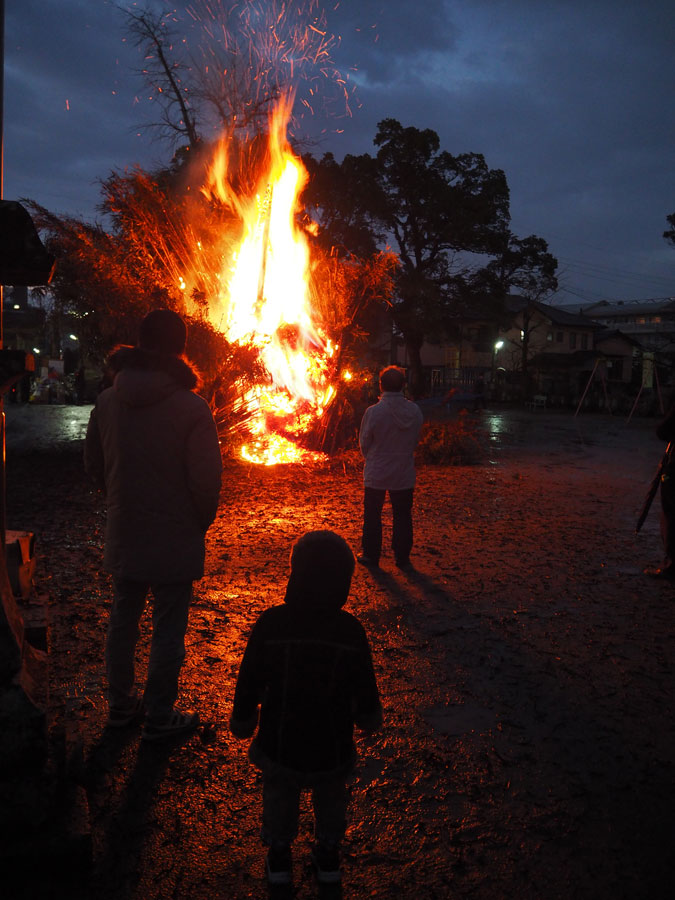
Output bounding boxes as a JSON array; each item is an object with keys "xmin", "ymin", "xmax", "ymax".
[{"xmin": 4, "ymin": 402, "xmax": 675, "ymax": 899}]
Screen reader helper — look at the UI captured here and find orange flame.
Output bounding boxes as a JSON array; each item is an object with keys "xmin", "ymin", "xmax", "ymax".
[{"xmin": 200, "ymin": 95, "xmax": 334, "ymax": 465}]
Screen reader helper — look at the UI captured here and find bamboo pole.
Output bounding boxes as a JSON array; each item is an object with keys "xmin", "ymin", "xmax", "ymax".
[{"xmin": 574, "ymin": 359, "xmax": 599, "ymax": 417}]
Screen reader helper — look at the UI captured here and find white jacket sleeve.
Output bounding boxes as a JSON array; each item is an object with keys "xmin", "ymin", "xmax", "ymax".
[{"xmin": 359, "ymin": 408, "xmax": 373, "ymax": 457}]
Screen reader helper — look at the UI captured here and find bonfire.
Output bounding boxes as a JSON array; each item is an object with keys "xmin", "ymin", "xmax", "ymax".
[
  {"xmin": 27, "ymin": 3, "xmax": 396, "ymax": 465},
  {"xmin": 180, "ymin": 94, "xmax": 339, "ymax": 465}
]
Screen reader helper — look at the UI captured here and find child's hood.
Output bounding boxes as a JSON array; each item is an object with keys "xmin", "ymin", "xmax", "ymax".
[
  {"xmin": 283, "ymin": 569, "xmax": 352, "ymax": 612},
  {"xmin": 283, "ymin": 530, "xmax": 355, "ymax": 613}
]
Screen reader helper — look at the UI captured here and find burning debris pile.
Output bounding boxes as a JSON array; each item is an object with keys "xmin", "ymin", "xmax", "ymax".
[
  {"xmin": 185, "ymin": 96, "xmax": 343, "ymax": 465},
  {"xmin": 28, "ymin": 2, "xmax": 397, "ymax": 465},
  {"xmin": 141, "ymin": 90, "xmax": 395, "ymax": 465}
]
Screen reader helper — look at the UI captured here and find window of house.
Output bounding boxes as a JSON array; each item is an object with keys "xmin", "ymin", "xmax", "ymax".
[
  {"xmin": 581, "ymin": 334, "xmax": 588, "ymax": 350},
  {"xmin": 547, "ymin": 332, "xmax": 553, "ymax": 342},
  {"xmin": 569, "ymin": 333, "xmax": 577, "ymax": 349}
]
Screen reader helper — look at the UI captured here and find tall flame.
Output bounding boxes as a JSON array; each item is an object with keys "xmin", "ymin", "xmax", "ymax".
[{"xmin": 200, "ymin": 95, "xmax": 335, "ymax": 464}]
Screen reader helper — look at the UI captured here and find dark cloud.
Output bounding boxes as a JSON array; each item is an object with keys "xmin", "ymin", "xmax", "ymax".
[
  {"xmin": 4, "ymin": 0, "xmax": 149, "ymax": 215},
  {"xmin": 327, "ymin": 0, "xmax": 459, "ymax": 80},
  {"xmin": 2, "ymin": 0, "xmax": 674, "ymax": 302}
]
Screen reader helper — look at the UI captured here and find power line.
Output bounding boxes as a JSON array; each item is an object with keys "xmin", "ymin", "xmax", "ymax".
[{"xmin": 555, "ymin": 255, "xmax": 675, "ymax": 291}]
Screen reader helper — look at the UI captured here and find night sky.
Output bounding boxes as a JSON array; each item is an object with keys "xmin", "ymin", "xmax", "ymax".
[{"xmin": 3, "ymin": 0, "xmax": 674, "ymax": 306}]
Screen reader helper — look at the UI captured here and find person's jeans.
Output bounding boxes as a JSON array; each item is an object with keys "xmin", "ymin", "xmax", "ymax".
[
  {"xmin": 106, "ymin": 578, "xmax": 193, "ymax": 720},
  {"xmin": 261, "ymin": 767, "xmax": 348, "ymax": 849},
  {"xmin": 362, "ymin": 486, "xmax": 414, "ymax": 564}
]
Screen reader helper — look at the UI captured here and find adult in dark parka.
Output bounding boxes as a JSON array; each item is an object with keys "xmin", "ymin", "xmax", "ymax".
[{"xmin": 85, "ymin": 309, "xmax": 222, "ymax": 741}]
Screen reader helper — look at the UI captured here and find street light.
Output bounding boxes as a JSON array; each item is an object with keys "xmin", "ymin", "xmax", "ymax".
[
  {"xmin": 492, "ymin": 340, "xmax": 504, "ymax": 370},
  {"xmin": 492, "ymin": 340, "xmax": 504, "ymax": 394}
]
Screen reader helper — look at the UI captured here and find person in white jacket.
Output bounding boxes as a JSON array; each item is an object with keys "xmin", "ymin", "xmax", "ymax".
[{"xmin": 358, "ymin": 366, "xmax": 424, "ymax": 569}]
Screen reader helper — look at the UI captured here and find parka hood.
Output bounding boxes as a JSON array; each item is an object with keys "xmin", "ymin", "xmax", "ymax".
[
  {"xmin": 283, "ymin": 530, "xmax": 355, "ymax": 613},
  {"xmin": 379, "ymin": 391, "xmax": 422, "ymax": 430},
  {"xmin": 108, "ymin": 346, "xmax": 200, "ymax": 408}
]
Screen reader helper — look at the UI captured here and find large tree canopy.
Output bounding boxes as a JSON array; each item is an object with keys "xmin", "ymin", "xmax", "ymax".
[
  {"xmin": 475, "ymin": 233, "xmax": 558, "ymax": 308},
  {"xmin": 302, "ymin": 119, "xmax": 557, "ymax": 396}
]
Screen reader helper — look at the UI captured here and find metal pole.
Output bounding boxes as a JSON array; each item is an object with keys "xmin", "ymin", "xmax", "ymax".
[
  {"xmin": 574, "ymin": 358, "xmax": 599, "ymax": 417},
  {"xmin": 626, "ymin": 383, "xmax": 643, "ymax": 424}
]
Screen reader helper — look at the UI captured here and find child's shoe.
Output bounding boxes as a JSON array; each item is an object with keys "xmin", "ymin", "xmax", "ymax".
[
  {"xmin": 311, "ymin": 842, "xmax": 342, "ymax": 884},
  {"xmin": 265, "ymin": 845, "xmax": 292, "ymax": 885}
]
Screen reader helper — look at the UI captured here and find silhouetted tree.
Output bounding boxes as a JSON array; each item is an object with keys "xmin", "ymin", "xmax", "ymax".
[
  {"xmin": 664, "ymin": 212, "xmax": 675, "ymax": 247},
  {"xmin": 123, "ymin": 2, "xmax": 345, "ymax": 157},
  {"xmin": 304, "ymin": 120, "xmax": 516, "ymax": 396}
]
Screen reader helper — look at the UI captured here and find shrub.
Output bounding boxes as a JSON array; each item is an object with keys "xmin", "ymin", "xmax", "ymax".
[{"xmin": 416, "ymin": 413, "xmax": 484, "ymax": 465}]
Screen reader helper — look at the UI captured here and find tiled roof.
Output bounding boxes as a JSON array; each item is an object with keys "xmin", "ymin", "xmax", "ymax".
[
  {"xmin": 556, "ymin": 298, "xmax": 675, "ymax": 318},
  {"xmin": 506, "ymin": 297, "xmax": 598, "ymax": 328}
]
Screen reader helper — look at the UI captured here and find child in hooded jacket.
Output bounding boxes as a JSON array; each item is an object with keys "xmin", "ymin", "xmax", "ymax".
[{"xmin": 230, "ymin": 530, "xmax": 382, "ymax": 886}]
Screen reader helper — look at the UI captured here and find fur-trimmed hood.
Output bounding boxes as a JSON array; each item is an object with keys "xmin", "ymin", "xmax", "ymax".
[{"xmin": 107, "ymin": 346, "xmax": 200, "ymax": 408}]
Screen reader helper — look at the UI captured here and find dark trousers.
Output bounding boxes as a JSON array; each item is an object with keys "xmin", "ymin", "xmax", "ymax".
[
  {"xmin": 362, "ymin": 487, "xmax": 414, "ymax": 564},
  {"xmin": 106, "ymin": 578, "xmax": 193, "ymax": 720},
  {"xmin": 261, "ymin": 768, "xmax": 348, "ymax": 848}
]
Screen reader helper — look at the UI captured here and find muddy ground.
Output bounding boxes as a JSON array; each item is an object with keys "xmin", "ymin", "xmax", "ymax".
[{"xmin": 4, "ymin": 404, "xmax": 675, "ymax": 899}]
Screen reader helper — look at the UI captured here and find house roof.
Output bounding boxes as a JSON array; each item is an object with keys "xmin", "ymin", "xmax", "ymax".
[
  {"xmin": 595, "ymin": 328, "xmax": 642, "ymax": 348},
  {"xmin": 506, "ymin": 297, "xmax": 599, "ymax": 329},
  {"xmin": 556, "ymin": 297, "xmax": 675, "ymax": 319}
]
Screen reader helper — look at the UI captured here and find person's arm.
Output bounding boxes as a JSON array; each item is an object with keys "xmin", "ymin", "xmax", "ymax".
[
  {"xmin": 186, "ymin": 402, "xmax": 223, "ymax": 530},
  {"xmin": 230, "ymin": 618, "xmax": 266, "ymax": 739},
  {"xmin": 359, "ymin": 408, "xmax": 374, "ymax": 457}
]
